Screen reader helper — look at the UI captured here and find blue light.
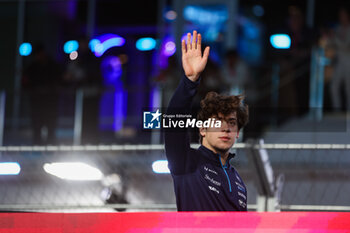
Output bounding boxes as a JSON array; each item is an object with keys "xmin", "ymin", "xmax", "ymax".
[
  {"xmin": 64, "ymin": 40, "xmax": 79, "ymax": 54},
  {"xmin": 101, "ymin": 56, "xmax": 122, "ymax": 84},
  {"xmin": 89, "ymin": 39, "xmax": 100, "ymax": 52},
  {"xmin": 152, "ymin": 160, "xmax": 170, "ymax": 174},
  {"xmin": 93, "ymin": 34, "xmax": 125, "ymax": 57},
  {"xmin": 0, "ymin": 162, "xmax": 21, "ymax": 175},
  {"xmin": 270, "ymin": 34, "xmax": 291, "ymax": 49},
  {"xmin": 244, "ymin": 23, "xmax": 259, "ymax": 39},
  {"xmin": 19, "ymin": 43, "xmax": 32, "ymax": 56},
  {"xmin": 252, "ymin": 5, "xmax": 264, "ymax": 17},
  {"xmin": 183, "ymin": 5, "xmax": 228, "ymax": 26},
  {"xmin": 100, "ymin": 56, "xmax": 126, "ymax": 131},
  {"xmin": 136, "ymin": 38, "xmax": 156, "ymax": 51},
  {"xmin": 95, "ymin": 37, "xmax": 125, "ymax": 57}
]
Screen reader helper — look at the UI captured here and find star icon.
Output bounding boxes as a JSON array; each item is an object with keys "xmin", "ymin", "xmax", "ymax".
[{"xmin": 151, "ymin": 109, "xmax": 162, "ymax": 122}]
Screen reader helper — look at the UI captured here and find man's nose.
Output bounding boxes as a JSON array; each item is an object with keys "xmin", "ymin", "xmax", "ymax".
[{"xmin": 221, "ymin": 120, "xmax": 231, "ymax": 132}]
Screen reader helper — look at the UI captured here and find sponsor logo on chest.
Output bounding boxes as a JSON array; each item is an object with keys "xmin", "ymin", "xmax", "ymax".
[
  {"xmin": 208, "ymin": 185, "xmax": 220, "ymax": 194},
  {"xmin": 238, "ymin": 191, "xmax": 246, "ymax": 200},
  {"xmin": 235, "ymin": 181, "xmax": 246, "ymax": 193},
  {"xmin": 235, "ymin": 173, "xmax": 241, "ymax": 182},
  {"xmin": 238, "ymin": 199, "xmax": 247, "ymax": 208},
  {"xmin": 204, "ymin": 174, "xmax": 221, "ymax": 186},
  {"xmin": 204, "ymin": 166, "xmax": 218, "ymax": 175}
]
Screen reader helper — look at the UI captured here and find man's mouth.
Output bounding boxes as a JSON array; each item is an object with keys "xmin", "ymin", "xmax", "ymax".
[{"xmin": 219, "ymin": 136, "xmax": 231, "ymax": 141}]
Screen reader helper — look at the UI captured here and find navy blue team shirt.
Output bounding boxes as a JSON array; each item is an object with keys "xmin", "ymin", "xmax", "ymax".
[{"xmin": 164, "ymin": 76, "xmax": 248, "ymax": 211}]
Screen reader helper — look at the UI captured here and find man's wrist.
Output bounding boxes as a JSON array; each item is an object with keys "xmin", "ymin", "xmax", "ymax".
[
  {"xmin": 185, "ymin": 74, "xmax": 200, "ymax": 82},
  {"xmin": 183, "ymin": 75, "xmax": 200, "ymax": 89}
]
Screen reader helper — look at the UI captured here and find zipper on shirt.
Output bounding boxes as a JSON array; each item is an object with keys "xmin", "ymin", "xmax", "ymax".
[{"xmin": 218, "ymin": 155, "xmax": 232, "ymax": 193}]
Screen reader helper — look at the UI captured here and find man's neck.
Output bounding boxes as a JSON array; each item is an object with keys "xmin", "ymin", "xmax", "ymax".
[
  {"xmin": 202, "ymin": 142, "xmax": 230, "ymax": 165},
  {"xmin": 219, "ymin": 153, "xmax": 229, "ymax": 166}
]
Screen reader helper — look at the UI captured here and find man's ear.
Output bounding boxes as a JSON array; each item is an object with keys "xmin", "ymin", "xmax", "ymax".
[
  {"xmin": 199, "ymin": 127, "xmax": 206, "ymax": 137},
  {"xmin": 236, "ymin": 130, "xmax": 240, "ymax": 139}
]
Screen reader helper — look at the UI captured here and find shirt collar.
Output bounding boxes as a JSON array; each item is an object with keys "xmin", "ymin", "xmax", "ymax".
[{"xmin": 199, "ymin": 145, "xmax": 236, "ymax": 167}]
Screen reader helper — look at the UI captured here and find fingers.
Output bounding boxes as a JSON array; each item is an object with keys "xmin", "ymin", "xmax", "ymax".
[
  {"xmin": 184, "ymin": 30, "xmax": 203, "ymax": 53},
  {"xmin": 199, "ymin": 46, "xmax": 210, "ymax": 69},
  {"xmin": 192, "ymin": 30, "xmax": 197, "ymax": 49},
  {"xmin": 182, "ymin": 39, "xmax": 186, "ymax": 54},
  {"xmin": 197, "ymin": 33, "xmax": 201, "ymax": 51},
  {"xmin": 203, "ymin": 46, "xmax": 210, "ymax": 61},
  {"xmin": 187, "ymin": 33, "xmax": 191, "ymax": 51}
]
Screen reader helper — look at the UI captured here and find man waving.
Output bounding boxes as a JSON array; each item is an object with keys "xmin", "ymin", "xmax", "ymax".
[{"xmin": 164, "ymin": 31, "xmax": 249, "ymax": 211}]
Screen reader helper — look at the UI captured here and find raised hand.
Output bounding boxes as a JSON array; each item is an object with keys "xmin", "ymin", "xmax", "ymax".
[{"xmin": 182, "ymin": 30, "xmax": 210, "ymax": 82}]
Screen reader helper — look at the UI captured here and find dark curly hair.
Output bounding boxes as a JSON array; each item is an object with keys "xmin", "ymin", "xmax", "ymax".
[{"xmin": 197, "ymin": 92, "xmax": 249, "ymax": 143}]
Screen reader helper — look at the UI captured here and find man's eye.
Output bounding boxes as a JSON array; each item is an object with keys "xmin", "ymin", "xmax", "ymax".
[{"xmin": 229, "ymin": 121, "xmax": 236, "ymax": 126}]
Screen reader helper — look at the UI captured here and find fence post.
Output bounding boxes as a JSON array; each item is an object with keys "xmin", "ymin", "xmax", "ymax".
[
  {"xmin": 271, "ymin": 64, "xmax": 280, "ymax": 127},
  {"xmin": 74, "ymin": 89, "xmax": 84, "ymax": 145},
  {"xmin": 12, "ymin": 0, "xmax": 25, "ymax": 131},
  {"xmin": 0, "ymin": 91, "xmax": 6, "ymax": 154},
  {"xmin": 309, "ymin": 47, "xmax": 329, "ymax": 121},
  {"xmin": 246, "ymin": 139, "xmax": 278, "ymax": 211},
  {"xmin": 256, "ymin": 195, "xmax": 266, "ymax": 212},
  {"xmin": 151, "ymin": 86, "xmax": 162, "ymax": 144}
]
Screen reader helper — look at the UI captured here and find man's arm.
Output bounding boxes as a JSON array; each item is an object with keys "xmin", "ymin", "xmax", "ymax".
[{"xmin": 164, "ymin": 31, "xmax": 210, "ymax": 175}]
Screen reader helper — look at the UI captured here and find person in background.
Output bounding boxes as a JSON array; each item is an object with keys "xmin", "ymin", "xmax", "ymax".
[
  {"xmin": 279, "ymin": 6, "xmax": 314, "ymax": 118},
  {"xmin": 23, "ymin": 43, "xmax": 62, "ymax": 145},
  {"xmin": 221, "ymin": 49, "xmax": 250, "ymax": 96},
  {"xmin": 153, "ymin": 54, "xmax": 182, "ymax": 107},
  {"xmin": 317, "ymin": 24, "xmax": 336, "ymax": 112},
  {"xmin": 330, "ymin": 7, "xmax": 350, "ymax": 112},
  {"xmin": 64, "ymin": 37, "xmax": 103, "ymax": 144}
]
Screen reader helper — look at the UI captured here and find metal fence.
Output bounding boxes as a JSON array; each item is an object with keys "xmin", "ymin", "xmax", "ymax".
[{"xmin": 1, "ymin": 142, "xmax": 349, "ymax": 212}]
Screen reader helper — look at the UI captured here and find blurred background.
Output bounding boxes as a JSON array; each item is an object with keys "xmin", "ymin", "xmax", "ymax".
[{"xmin": 0, "ymin": 0, "xmax": 349, "ymax": 212}]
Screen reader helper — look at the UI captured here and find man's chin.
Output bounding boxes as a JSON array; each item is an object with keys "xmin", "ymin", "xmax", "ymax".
[
  {"xmin": 214, "ymin": 144, "xmax": 232, "ymax": 153},
  {"xmin": 218, "ymin": 141, "xmax": 234, "ymax": 149}
]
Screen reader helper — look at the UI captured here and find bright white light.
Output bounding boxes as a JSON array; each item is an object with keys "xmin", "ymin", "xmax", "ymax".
[
  {"xmin": 0, "ymin": 162, "xmax": 21, "ymax": 175},
  {"xmin": 43, "ymin": 162, "xmax": 103, "ymax": 181},
  {"xmin": 152, "ymin": 160, "xmax": 170, "ymax": 174},
  {"xmin": 69, "ymin": 51, "xmax": 78, "ymax": 60},
  {"xmin": 270, "ymin": 34, "xmax": 291, "ymax": 49}
]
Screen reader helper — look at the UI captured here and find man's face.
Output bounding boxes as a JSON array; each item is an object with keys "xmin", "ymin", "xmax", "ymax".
[{"xmin": 200, "ymin": 112, "xmax": 239, "ymax": 154}]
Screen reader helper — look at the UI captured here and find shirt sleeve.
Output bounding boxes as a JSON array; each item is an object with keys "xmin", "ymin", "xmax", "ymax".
[{"xmin": 164, "ymin": 76, "xmax": 200, "ymax": 175}]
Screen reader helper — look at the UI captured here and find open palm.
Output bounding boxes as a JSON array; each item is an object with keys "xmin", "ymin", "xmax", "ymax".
[{"xmin": 182, "ymin": 31, "xmax": 210, "ymax": 82}]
